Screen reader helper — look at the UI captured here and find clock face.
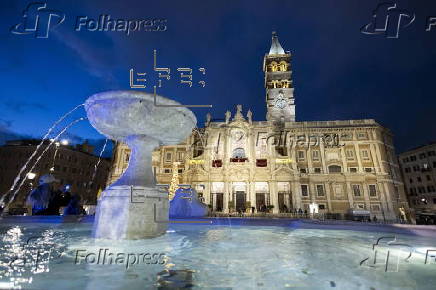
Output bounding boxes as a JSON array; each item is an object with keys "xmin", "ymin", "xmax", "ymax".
[{"xmin": 274, "ymin": 94, "xmax": 287, "ymax": 109}]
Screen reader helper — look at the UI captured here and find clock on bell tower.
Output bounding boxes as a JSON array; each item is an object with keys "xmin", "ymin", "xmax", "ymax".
[{"xmin": 263, "ymin": 32, "xmax": 295, "ymax": 122}]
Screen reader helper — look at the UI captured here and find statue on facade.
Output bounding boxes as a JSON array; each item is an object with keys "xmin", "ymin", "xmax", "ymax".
[
  {"xmin": 225, "ymin": 110, "xmax": 231, "ymax": 124},
  {"xmin": 247, "ymin": 109, "xmax": 253, "ymax": 124},
  {"xmin": 234, "ymin": 104, "xmax": 245, "ymax": 121},
  {"xmin": 206, "ymin": 113, "xmax": 211, "ymax": 126}
]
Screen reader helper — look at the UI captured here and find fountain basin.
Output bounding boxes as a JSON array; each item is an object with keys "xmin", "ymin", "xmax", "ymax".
[{"xmin": 85, "ymin": 91, "xmax": 197, "ymax": 239}]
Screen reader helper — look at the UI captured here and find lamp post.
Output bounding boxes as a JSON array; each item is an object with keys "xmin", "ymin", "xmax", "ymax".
[{"xmin": 23, "ymin": 172, "xmax": 37, "ymax": 211}]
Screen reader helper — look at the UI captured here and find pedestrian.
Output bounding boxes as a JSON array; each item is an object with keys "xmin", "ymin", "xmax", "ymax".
[
  {"xmin": 63, "ymin": 193, "xmax": 85, "ymax": 215},
  {"xmin": 26, "ymin": 174, "xmax": 60, "ymax": 215},
  {"xmin": 46, "ymin": 184, "xmax": 72, "ymax": 215}
]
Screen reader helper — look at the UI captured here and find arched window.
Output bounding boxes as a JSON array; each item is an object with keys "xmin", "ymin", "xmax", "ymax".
[
  {"xmin": 279, "ymin": 61, "xmax": 288, "ymax": 71},
  {"xmin": 270, "ymin": 61, "xmax": 278, "ymax": 72},
  {"xmin": 232, "ymin": 148, "xmax": 246, "ymax": 158},
  {"xmin": 328, "ymin": 165, "xmax": 342, "ymax": 173}
]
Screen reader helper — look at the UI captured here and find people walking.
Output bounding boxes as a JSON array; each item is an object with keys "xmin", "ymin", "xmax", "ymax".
[{"xmin": 26, "ymin": 174, "xmax": 60, "ymax": 215}]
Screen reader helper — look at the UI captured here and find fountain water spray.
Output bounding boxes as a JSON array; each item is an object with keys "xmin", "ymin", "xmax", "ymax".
[
  {"xmin": 5, "ymin": 104, "xmax": 84, "ymax": 197},
  {"xmin": 0, "ymin": 118, "xmax": 86, "ymax": 212},
  {"xmin": 85, "ymin": 138, "xmax": 109, "ymax": 202}
]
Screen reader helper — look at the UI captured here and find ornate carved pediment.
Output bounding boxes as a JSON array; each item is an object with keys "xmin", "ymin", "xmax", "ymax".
[
  {"xmin": 227, "ymin": 167, "xmax": 249, "ymax": 181},
  {"xmin": 185, "ymin": 164, "xmax": 208, "ymax": 176},
  {"xmin": 273, "ymin": 165, "xmax": 294, "ymax": 175}
]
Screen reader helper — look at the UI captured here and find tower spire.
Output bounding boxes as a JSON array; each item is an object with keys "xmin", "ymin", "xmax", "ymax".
[
  {"xmin": 263, "ymin": 32, "xmax": 295, "ymax": 122},
  {"xmin": 269, "ymin": 31, "xmax": 285, "ymax": 55}
]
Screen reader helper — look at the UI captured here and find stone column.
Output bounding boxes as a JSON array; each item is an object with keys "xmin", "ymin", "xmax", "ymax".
[
  {"xmin": 310, "ymin": 183, "xmax": 316, "ymax": 203},
  {"xmin": 307, "ymin": 147, "xmax": 313, "ymax": 173},
  {"xmin": 340, "ymin": 147, "xmax": 348, "ymax": 173},
  {"xmin": 212, "ymin": 193, "xmax": 216, "ymax": 211},
  {"xmin": 325, "ymin": 182, "xmax": 333, "ymax": 212},
  {"xmin": 223, "ymin": 182, "xmax": 229, "ymax": 213},
  {"xmin": 378, "ymin": 182, "xmax": 389, "ymax": 221},
  {"xmin": 370, "ymin": 143, "xmax": 380, "ymax": 174},
  {"xmin": 383, "ymin": 182, "xmax": 396, "ymax": 220},
  {"xmin": 354, "ymin": 143, "xmax": 363, "ymax": 173},
  {"xmin": 250, "ymin": 181, "xmax": 256, "ymax": 212},
  {"xmin": 204, "ymin": 182, "xmax": 211, "ymax": 205},
  {"xmin": 346, "ymin": 181, "xmax": 354, "ymax": 208},
  {"xmin": 319, "ymin": 138, "xmax": 327, "ymax": 173},
  {"xmin": 293, "ymin": 181, "xmax": 302, "ymax": 210},
  {"xmin": 362, "ymin": 183, "xmax": 371, "ymax": 210},
  {"xmin": 269, "ymin": 181, "xmax": 279, "ymax": 213},
  {"xmin": 375, "ymin": 143, "xmax": 386, "ymax": 174}
]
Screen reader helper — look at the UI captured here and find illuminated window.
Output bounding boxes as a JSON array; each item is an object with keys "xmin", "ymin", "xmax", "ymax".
[
  {"xmin": 316, "ymin": 185, "xmax": 325, "ymax": 196},
  {"xmin": 369, "ymin": 184, "xmax": 377, "ymax": 197},
  {"xmin": 270, "ymin": 61, "xmax": 278, "ymax": 72},
  {"xmin": 297, "ymin": 150, "xmax": 305, "ymax": 161},
  {"xmin": 328, "ymin": 165, "xmax": 341, "ymax": 173},
  {"xmin": 301, "ymin": 185, "xmax": 309, "ymax": 197},
  {"xmin": 371, "ymin": 204, "xmax": 381, "ymax": 211},
  {"xmin": 312, "ymin": 150, "xmax": 320, "ymax": 161},
  {"xmin": 353, "ymin": 184, "xmax": 361, "ymax": 196},
  {"xmin": 361, "ymin": 150, "xmax": 370, "ymax": 160}
]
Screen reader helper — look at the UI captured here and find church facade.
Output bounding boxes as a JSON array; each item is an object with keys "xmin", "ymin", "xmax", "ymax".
[{"xmin": 109, "ymin": 33, "xmax": 409, "ymax": 221}]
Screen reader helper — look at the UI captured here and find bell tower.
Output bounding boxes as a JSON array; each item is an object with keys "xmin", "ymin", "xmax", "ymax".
[{"xmin": 263, "ymin": 32, "xmax": 295, "ymax": 122}]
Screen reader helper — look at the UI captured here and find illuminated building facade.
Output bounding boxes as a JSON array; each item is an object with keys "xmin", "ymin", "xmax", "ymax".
[
  {"xmin": 109, "ymin": 33, "xmax": 409, "ymax": 221},
  {"xmin": 399, "ymin": 143, "xmax": 436, "ymax": 223}
]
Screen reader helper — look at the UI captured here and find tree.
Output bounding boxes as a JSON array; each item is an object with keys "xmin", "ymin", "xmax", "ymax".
[{"xmin": 168, "ymin": 162, "xmax": 180, "ymax": 200}]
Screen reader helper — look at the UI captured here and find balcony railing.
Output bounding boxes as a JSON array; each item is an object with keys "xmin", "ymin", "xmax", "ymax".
[
  {"xmin": 230, "ymin": 158, "xmax": 248, "ymax": 163},
  {"xmin": 256, "ymin": 159, "xmax": 267, "ymax": 167},
  {"xmin": 212, "ymin": 159, "xmax": 222, "ymax": 168}
]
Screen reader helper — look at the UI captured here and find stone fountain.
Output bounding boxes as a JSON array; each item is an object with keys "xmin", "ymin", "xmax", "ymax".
[{"xmin": 85, "ymin": 91, "xmax": 196, "ymax": 239}]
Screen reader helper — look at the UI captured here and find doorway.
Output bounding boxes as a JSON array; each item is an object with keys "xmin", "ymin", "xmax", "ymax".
[
  {"xmin": 215, "ymin": 193, "xmax": 223, "ymax": 212},
  {"xmin": 256, "ymin": 193, "xmax": 266, "ymax": 211},
  {"xmin": 235, "ymin": 191, "xmax": 246, "ymax": 212}
]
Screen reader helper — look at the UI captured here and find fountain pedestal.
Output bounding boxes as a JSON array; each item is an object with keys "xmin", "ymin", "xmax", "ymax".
[
  {"xmin": 93, "ymin": 186, "xmax": 168, "ymax": 239},
  {"xmin": 93, "ymin": 135, "xmax": 168, "ymax": 239},
  {"xmin": 85, "ymin": 91, "xmax": 196, "ymax": 239}
]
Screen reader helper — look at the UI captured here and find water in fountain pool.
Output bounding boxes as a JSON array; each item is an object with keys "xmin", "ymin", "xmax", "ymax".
[{"xmin": 1, "ymin": 218, "xmax": 436, "ymax": 289}]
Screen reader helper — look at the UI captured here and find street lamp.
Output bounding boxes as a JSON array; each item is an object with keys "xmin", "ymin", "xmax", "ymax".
[
  {"xmin": 26, "ymin": 172, "xmax": 36, "ymax": 180},
  {"xmin": 61, "ymin": 139, "xmax": 69, "ymax": 146}
]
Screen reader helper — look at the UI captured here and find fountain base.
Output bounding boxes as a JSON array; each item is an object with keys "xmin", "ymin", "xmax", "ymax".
[{"xmin": 92, "ymin": 185, "xmax": 168, "ymax": 239}]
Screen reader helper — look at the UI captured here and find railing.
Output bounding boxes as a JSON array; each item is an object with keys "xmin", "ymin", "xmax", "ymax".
[{"xmin": 207, "ymin": 212, "xmax": 404, "ymax": 224}]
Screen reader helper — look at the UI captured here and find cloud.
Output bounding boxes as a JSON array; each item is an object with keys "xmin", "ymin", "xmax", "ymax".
[
  {"xmin": 52, "ymin": 29, "xmax": 119, "ymax": 85},
  {"xmin": 2, "ymin": 99, "xmax": 49, "ymax": 113},
  {"xmin": 0, "ymin": 118, "xmax": 29, "ymax": 145}
]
